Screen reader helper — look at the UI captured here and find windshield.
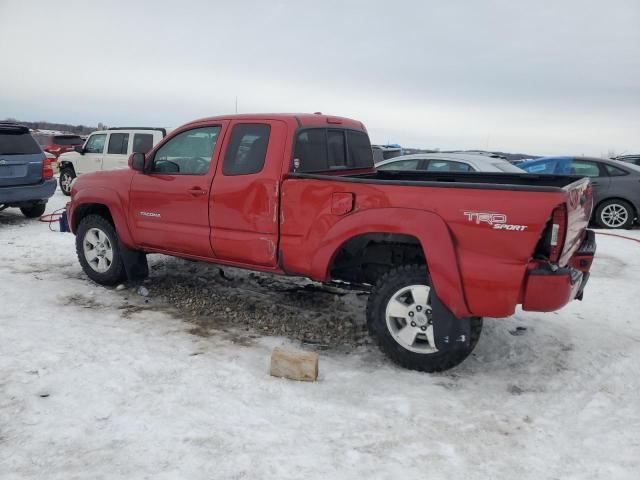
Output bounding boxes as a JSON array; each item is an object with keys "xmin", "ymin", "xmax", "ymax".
[{"xmin": 0, "ymin": 132, "xmax": 42, "ymax": 155}]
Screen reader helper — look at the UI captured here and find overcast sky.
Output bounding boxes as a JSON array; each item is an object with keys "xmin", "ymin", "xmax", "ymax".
[{"xmin": 1, "ymin": 0, "xmax": 638, "ymax": 156}]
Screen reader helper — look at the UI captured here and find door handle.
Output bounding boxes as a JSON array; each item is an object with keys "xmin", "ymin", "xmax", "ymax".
[{"xmin": 187, "ymin": 186, "xmax": 207, "ymax": 196}]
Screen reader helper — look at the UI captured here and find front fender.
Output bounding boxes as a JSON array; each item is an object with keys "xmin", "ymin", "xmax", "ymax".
[
  {"xmin": 70, "ymin": 187, "xmax": 135, "ymax": 248},
  {"xmin": 309, "ymin": 208, "xmax": 471, "ymax": 318}
]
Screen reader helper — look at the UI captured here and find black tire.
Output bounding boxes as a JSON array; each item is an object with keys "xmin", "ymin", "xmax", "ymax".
[
  {"xmin": 59, "ymin": 167, "xmax": 76, "ymax": 196},
  {"xmin": 76, "ymin": 214, "xmax": 126, "ymax": 285},
  {"xmin": 366, "ymin": 264, "xmax": 482, "ymax": 372},
  {"xmin": 594, "ymin": 199, "xmax": 635, "ymax": 229},
  {"xmin": 20, "ymin": 202, "xmax": 46, "ymax": 218}
]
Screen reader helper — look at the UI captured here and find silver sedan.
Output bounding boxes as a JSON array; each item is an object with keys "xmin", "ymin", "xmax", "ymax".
[{"xmin": 376, "ymin": 152, "xmax": 526, "ymax": 173}]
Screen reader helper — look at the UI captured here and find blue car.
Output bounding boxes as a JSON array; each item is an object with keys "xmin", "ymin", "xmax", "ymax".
[
  {"xmin": 519, "ymin": 156, "xmax": 640, "ymax": 229},
  {"xmin": 0, "ymin": 123, "xmax": 57, "ymax": 218}
]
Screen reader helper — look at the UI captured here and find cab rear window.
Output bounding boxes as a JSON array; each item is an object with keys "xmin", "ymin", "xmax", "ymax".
[
  {"xmin": 294, "ymin": 128, "xmax": 373, "ymax": 173},
  {"xmin": 0, "ymin": 132, "xmax": 42, "ymax": 155}
]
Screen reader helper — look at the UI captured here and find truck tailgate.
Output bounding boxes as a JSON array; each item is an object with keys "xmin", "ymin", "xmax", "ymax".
[{"xmin": 560, "ymin": 177, "xmax": 593, "ymax": 266}]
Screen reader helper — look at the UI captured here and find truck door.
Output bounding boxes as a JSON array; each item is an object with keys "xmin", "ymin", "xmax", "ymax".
[
  {"xmin": 128, "ymin": 123, "xmax": 227, "ymax": 257},
  {"xmin": 76, "ymin": 133, "xmax": 106, "ymax": 174},
  {"xmin": 210, "ymin": 120, "xmax": 286, "ymax": 267},
  {"xmin": 103, "ymin": 132, "xmax": 130, "ymax": 170}
]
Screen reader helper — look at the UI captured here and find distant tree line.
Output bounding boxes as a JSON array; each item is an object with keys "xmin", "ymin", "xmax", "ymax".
[{"xmin": 2, "ymin": 118, "xmax": 102, "ymax": 135}]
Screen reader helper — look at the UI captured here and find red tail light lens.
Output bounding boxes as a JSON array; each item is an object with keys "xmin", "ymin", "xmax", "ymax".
[
  {"xmin": 43, "ymin": 158, "xmax": 54, "ymax": 179},
  {"xmin": 549, "ymin": 204, "xmax": 567, "ymax": 263}
]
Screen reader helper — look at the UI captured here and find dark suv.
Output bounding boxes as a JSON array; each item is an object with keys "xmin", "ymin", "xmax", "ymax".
[{"xmin": 0, "ymin": 123, "xmax": 56, "ymax": 218}]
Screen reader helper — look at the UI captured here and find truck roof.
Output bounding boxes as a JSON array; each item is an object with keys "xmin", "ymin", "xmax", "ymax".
[{"xmin": 187, "ymin": 113, "xmax": 366, "ymax": 131}]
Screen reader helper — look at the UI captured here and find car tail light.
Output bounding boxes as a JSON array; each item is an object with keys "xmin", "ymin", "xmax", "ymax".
[
  {"xmin": 43, "ymin": 158, "xmax": 54, "ymax": 179},
  {"xmin": 549, "ymin": 204, "xmax": 567, "ymax": 263}
]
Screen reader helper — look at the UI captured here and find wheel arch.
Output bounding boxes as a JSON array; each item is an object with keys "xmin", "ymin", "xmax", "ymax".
[
  {"xmin": 70, "ymin": 188, "xmax": 135, "ymax": 247},
  {"xmin": 59, "ymin": 160, "xmax": 76, "ymax": 175},
  {"xmin": 309, "ymin": 208, "xmax": 471, "ymax": 318}
]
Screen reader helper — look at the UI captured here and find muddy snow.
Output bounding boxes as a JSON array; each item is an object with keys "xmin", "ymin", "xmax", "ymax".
[{"xmin": 1, "ymin": 190, "xmax": 639, "ymax": 479}]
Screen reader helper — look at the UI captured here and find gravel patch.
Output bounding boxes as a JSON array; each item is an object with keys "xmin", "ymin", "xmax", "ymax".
[{"xmin": 142, "ymin": 256, "xmax": 372, "ymax": 349}]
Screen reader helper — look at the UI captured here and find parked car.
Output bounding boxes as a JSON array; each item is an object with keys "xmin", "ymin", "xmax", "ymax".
[
  {"xmin": 58, "ymin": 127, "xmax": 166, "ymax": 195},
  {"xmin": 613, "ymin": 154, "xmax": 640, "ymax": 167},
  {"xmin": 372, "ymin": 144, "xmax": 402, "ymax": 163},
  {"xmin": 376, "ymin": 152, "xmax": 526, "ymax": 173},
  {"xmin": 32, "ymin": 132, "xmax": 84, "ymax": 158},
  {"xmin": 66, "ymin": 113, "xmax": 596, "ymax": 373},
  {"xmin": 0, "ymin": 122, "xmax": 56, "ymax": 218},
  {"xmin": 519, "ymin": 156, "xmax": 640, "ymax": 229}
]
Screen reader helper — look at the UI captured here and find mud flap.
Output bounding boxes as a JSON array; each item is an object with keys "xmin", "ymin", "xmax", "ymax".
[
  {"xmin": 118, "ymin": 240, "xmax": 149, "ymax": 282},
  {"xmin": 430, "ymin": 289, "xmax": 471, "ymax": 351}
]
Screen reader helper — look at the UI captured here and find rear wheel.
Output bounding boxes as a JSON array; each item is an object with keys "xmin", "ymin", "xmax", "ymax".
[
  {"xmin": 59, "ymin": 167, "xmax": 75, "ymax": 196},
  {"xmin": 366, "ymin": 264, "xmax": 482, "ymax": 372},
  {"xmin": 595, "ymin": 199, "xmax": 635, "ymax": 229},
  {"xmin": 76, "ymin": 214, "xmax": 126, "ymax": 285},
  {"xmin": 20, "ymin": 202, "xmax": 46, "ymax": 218}
]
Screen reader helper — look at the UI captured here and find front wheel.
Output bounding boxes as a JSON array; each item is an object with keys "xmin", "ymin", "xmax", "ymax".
[
  {"xmin": 76, "ymin": 214, "xmax": 126, "ymax": 285},
  {"xmin": 59, "ymin": 167, "xmax": 76, "ymax": 196},
  {"xmin": 595, "ymin": 199, "xmax": 635, "ymax": 229},
  {"xmin": 366, "ymin": 264, "xmax": 482, "ymax": 372}
]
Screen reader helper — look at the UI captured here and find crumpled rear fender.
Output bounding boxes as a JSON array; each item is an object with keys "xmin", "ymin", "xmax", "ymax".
[{"xmin": 309, "ymin": 208, "xmax": 471, "ymax": 318}]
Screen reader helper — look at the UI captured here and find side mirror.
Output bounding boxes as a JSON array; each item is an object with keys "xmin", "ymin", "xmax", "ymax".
[
  {"xmin": 74, "ymin": 145, "xmax": 85, "ymax": 154},
  {"xmin": 129, "ymin": 152, "xmax": 146, "ymax": 172}
]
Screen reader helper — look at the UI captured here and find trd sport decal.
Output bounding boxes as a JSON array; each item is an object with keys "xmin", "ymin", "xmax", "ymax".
[{"xmin": 463, "ymin": 211, "xmax": 528, "ymax": 231}]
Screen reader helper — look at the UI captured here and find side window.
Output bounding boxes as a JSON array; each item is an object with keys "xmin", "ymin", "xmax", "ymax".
[
  {"xmin": 377, "ymin": 159, "xmax": 422, "ymax": 171},
  {"xmin": 426, "ymin": 160, "xmax": 472, "ymax": 172},
  {"xmin": 347, "ymin": 131, "xmax": 374, "ymax": 168},
  {"xmin": 133, "ymin": 133, "xmax": 154, "ymax": 154},
  {"xmin": 222, "ymin": 124, "xmax": 271, "ymax": 175},
  {"xmin": 327, "ymin": 130, "xmax": 346, "ymax": 168},
  {"xmin": 107, "ymin": 133, "xmax": 129, "ymax": 154},
  {"xmin": 605, "ymin": 164, "xmax": 628, "ymax": 176},
  {"xmin": 569, "ymin": 160, "xmax": 601, "ymax": 178},
  {"xmin": 152, "ymin": 126, "xmax": 220, "ymax": 175},
  {"xmin": 294, "ymin": 129, "xmax": 327, "ymax": 172},
  {"xmin": 85, "ymin": 134, "xmax": 107, "ymax": 154}
]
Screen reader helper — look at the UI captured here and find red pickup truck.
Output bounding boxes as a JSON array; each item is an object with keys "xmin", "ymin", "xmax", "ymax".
[{"xmin": 67, "ymin": 113, "xmax": 596, "ymax": 372}]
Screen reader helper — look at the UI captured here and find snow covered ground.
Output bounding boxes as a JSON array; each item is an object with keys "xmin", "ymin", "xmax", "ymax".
[{"xmin": 1, "ymin": 190, "xmax": 639, "ymax": 479}]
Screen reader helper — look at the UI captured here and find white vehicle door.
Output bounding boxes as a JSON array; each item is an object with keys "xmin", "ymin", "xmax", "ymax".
[
  {"xmin": 76, "ymin": 133, "xmax": 106, "ymax": 174},
  {"xmin": 103, "ymin": 132, "xmax": 131, "ymax": 170}
]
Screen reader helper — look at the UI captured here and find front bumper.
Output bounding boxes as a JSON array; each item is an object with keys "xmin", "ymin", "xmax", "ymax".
[
  {"xmin": 0, "ymin": 178, "xmax": 57, "ymax": 205},
  {"xmin": 522, "ymin": 230, "xmax": 596, "ymax": 312}
]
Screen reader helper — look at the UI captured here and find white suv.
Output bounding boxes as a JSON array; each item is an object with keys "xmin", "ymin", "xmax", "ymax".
[{"xmin": 58, "ymin": 127, "xmax": 166, "ymax": 195}]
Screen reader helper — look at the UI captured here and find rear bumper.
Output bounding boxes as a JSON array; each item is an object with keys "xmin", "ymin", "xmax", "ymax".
[
  {"xmin": 522, "ymin": 230, "xmax": 596, "ymax": 312},
  {"xmin": 0, "ymin": 178, "xmax": 57, "ymax": 205}
]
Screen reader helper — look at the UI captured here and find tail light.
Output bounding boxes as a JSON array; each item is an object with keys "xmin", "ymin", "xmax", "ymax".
[
  {"xmin": 43, "ymin": 158, "xmax": 54, "ymax": 179},
  {"xmin": 548, "ymin": 204, "xmax": 567, "ymax": 263}
]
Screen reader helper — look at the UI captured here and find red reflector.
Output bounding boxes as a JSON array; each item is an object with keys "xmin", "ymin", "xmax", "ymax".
[{"xmin": 549, "ymin": 204, "xmax": 567, "ymax": 263}]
